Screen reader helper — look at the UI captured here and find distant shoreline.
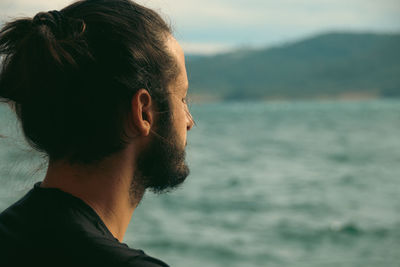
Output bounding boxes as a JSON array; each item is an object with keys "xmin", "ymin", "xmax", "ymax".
[{"xmin": 188, "ymin": 90, "xmax": 390, "ymax": 104}]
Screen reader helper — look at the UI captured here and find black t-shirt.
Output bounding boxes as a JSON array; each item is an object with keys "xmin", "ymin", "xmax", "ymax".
[{"xmin": 0, "ymin": 182, "xmax": 169, "ymax": 267}]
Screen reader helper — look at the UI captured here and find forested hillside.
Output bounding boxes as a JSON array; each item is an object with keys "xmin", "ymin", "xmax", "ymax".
[{"xmin": 186, "ymin": 33, "xmax": 400, "ymax": 100}]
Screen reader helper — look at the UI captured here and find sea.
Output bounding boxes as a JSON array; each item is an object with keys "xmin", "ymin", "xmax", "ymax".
[{"xmin": 0, "ymin": 99, "xmax": 399, "ymax": 267}]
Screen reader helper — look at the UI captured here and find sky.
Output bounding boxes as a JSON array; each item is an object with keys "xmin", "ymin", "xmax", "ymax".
[{"xmin": 1, "ymin": 0, "xmax": 399, "ymax": 54}]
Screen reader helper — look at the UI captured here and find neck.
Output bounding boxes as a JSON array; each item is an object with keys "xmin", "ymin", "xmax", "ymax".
[{"xmin": 41, "ymin": 147, "xmax": 144, "ymax": 242}]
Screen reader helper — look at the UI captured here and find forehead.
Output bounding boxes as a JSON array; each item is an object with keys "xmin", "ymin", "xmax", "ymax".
[{"xmin": 165, "ymin": 35, "xmax": 188, "ymax": 93}]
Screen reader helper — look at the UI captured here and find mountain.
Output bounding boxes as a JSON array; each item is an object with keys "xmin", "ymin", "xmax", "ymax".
[{"xmin": 186, "ymin": 32, "xmax": 400, "ymax": 101}]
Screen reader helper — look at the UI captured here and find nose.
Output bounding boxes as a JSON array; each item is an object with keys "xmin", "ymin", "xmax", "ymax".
[{"xmin": 186, "ymin": 110, "xmax": 194, "ymax": 131}]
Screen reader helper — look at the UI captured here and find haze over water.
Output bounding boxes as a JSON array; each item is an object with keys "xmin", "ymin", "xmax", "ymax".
[{"xmin": 1, "ymin": 99, "xmax": 399, "ymax": 267}]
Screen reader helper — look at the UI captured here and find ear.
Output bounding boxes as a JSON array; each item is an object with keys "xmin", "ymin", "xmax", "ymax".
[{"xmin": 131, "ymin": 89, "xmax": 154, "ymax": 136}]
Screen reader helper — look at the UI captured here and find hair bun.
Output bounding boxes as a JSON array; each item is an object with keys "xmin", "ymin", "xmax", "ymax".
[{"xmin": 32, "ymin": 10, "xmax": 66, "ymax": 38}]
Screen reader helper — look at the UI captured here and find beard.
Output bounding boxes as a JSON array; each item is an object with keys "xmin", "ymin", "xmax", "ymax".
[{"xmin": 132, "ymin": 108, "xmax": 190, "ymax": 196}]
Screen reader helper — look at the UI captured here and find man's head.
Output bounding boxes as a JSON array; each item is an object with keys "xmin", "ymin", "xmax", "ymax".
[
  {"xmin": 0, "ymin": 0, "xmax": 194, "ymax": 192},
  {"xmin": 132, "ymin": 35, "xmax": 194, "ymax": 194}
]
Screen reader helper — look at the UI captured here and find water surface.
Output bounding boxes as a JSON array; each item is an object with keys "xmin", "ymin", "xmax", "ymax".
[{"xmin": 1, "ymin": 99, "xmax": 399, "ymax": 267}]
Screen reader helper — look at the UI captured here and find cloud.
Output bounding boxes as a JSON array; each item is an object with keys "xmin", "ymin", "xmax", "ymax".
[
  {"xmin": 139, "ymin": 0, "xmax": 400, "ymax": 50},
  {"xmin": 1, "ymin": 0, "xmax": 399, "ymax": 53},
  {"xmin": 140, "ymin": 0, "xmax": 400, "ymax": 27},
  {"xmin": 180, "ymin": 41, "xmax": 235, "ymax": 55},
  {"xmin": 3, "ymin": 0, "xmax": 399, "ymax": 28},
  {"xmin": 0, "ymin": 0, "xmax": 72, "ymax": 18}
]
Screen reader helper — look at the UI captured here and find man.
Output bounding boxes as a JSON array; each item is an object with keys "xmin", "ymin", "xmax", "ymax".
[{"xmin": 0, "ymin": 0, "xmax": 194, "ymax": 266}]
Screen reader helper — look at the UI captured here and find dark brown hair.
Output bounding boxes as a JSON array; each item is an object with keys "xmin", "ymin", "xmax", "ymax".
[{"xmin": 0, "ymin": 0, "xmax": 178, "ymax": 163}]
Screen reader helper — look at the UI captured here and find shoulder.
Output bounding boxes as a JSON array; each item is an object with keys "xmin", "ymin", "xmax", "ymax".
[{"xmin": 1, "ymin": 235, "xmax": 170, "ymax": 267}]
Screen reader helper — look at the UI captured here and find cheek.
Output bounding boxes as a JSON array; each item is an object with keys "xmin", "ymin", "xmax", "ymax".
[
  {"xmin": 169, "ymin": 100, "xmax": 188, "ymax": 142},
  {"xmin": 171, "ymin": 104, "xmax": 186, "ymax": 127},
  {"xmin": 173, "ymin": 110, "xmax": 187, "ymax": 139},
  {"xmin": 176, "ymin": 112, "xmax": 187, "ymax": 134}
]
